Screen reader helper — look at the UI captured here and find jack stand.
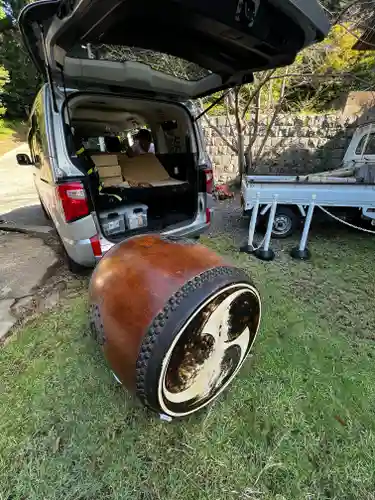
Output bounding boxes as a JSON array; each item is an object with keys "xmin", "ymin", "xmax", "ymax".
[
  {"xmin": 290, "ymin": 247, "xmax": 311, "ymax": 260},
  {"xmin": 240, "ymin": 244, "xmax": 254, "ymax": 254},
  {"xmin": 291, "ymin": 195, "xmax": 316, "ymax": 261},
  {"xmin": 254, "ymin": 195, "xmax": 278, "ymax": 262},
  {"xmin": 254, "ymin": 248, "xmax": 275, "ymax": 261},
  {"xmin": 240, "ymin": 192, "xmax": 260, "ymax": 255}
]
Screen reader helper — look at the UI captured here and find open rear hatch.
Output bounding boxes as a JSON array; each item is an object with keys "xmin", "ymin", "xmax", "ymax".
[{"xmin": 19, "ymin": 0, "xmax": 330, "ymax": 100}]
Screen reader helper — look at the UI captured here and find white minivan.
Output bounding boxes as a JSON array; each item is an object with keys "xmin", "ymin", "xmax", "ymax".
[{"xmin": 16, "ymin": 0, "xmax": 329, "ymax": 271}]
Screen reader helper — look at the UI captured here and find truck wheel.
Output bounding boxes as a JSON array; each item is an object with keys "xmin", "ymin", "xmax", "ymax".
[{"xmin": 271, "ymin": 207, "xmax": 299, "ymax": 238}]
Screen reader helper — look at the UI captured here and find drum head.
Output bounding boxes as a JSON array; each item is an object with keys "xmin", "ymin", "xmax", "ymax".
[{"xmin": 136, "ymin": 267, "xmax": 261, "ymax": 418}]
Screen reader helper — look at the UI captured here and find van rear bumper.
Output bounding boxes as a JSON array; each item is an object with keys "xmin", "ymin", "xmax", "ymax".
[
  {"xmin": 62, "ymin": 235, "xmax": 96, "ymax": 268},
  {"xmin": 64, "ymin": 201, "xmax": 214, "ymax": 268},
  {"xmin": 98, "ymin": 217, "xmax": 212, "ymax": 263},
  {"xmin": 162, "ymin": 220, "xmax": 210, "ymax": 239}
]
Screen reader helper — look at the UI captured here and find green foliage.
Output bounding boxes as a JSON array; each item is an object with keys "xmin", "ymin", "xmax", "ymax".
[
  {"xmin": 320, "ymin": 0, "xmax": 353, "ymax": 13},
  {"xmin": 281, "ymin": 24, "xmax": 375, "ymax": 112},
  {"xmin": 0, "ymin": 64, "xmax": 8, "ymax": 126},
  {"xmin": 207, "ymin": 21, "xmax": 375, "ymax": 117},
  {"xmin": 0, "ymin": 65, "xmax": 7, "ymax": 108},
  {"xmin": 0, "ymin": 32, "xmax": 41, "ymax": 117},
  {"xmin": 0, "ymin": 0, "xmax": 42, "ymax": 118}
]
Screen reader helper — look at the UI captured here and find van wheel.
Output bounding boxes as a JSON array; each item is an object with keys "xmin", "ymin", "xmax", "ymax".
[
  {"xmin": 39, "ymin": 197, "xmax": 51, "ymax": 220},
  {"xmin": 54, "ymin": 226, "xmax": 90, "ymax": 274},
  {"xmin": 271, "ymin": 207, "xmax": 299, "ymax": 239},
  {"xmin": 66, "ymin": 253, "xmax": 90, "ymax": 275}
]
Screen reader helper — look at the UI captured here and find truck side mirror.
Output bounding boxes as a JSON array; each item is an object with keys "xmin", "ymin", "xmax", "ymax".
[{"xmin": 16, "ymin": 153, "xmax": 33, "ymax": 166}]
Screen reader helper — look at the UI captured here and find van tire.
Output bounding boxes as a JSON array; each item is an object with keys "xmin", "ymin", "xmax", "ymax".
[
  {"xmin": 66, "ymin": 253, "xmax": 90, "ymax": 275},
  {"xmin": 55, "ymin": 230, "xmax": 90, "ymax": 275},
  {"xmin": 39, "ymin": 197, "xmax": 51, "ymax": 220}
]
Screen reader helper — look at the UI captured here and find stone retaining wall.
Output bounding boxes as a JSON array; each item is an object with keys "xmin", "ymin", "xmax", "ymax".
[{"xmin": 202, "ymin": 114, "xmax": 358, "ymax": 183}]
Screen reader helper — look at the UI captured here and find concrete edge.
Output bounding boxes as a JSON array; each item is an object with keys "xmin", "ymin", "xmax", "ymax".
[{"xmin": 0, "ymin": 224, "xmax": 54, "ymax": 238}]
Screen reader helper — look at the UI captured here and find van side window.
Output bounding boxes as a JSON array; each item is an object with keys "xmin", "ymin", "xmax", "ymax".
[
  {"xmin": 364, "ymin": 132, "xmax": 375, "ymax": 155},
  {"xmin": 355, "ymin": 134, "xmax": 367, "ymax": 155},
  {"xmin": 30, "ymin": 114, "xmax": 43, "ymax": 167}
]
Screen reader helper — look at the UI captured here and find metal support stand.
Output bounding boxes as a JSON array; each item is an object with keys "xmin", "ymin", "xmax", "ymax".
[
  {"xmin": 291, "ymin": 195, "xmax": 316, "ymax": 260},
  {"xmin": 240, "ymin": 192, "xmax": 260, "ymax": 254},
  {"xmin": 254, "ymin": 195, "xmax": 278, "ymax": 261}
]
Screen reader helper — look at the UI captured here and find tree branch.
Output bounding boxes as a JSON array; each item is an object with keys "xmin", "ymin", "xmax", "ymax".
[
  {"xmin": 248, "ymin": 90, "xmax": 261, "ymax": 150},
  {"xmin": 241, "ymin": 70, "xmax": 276, "ymax": 120},
  {"xmin": 254, "ymin": 68, "xmax": 288, "ymax": 163},
  {"xmin": 265, "ymin": 71, "xmax": 356, "ymax": 82},
  {"xmin": 336, "ymin": 22, "xmax": 375, "ymax": 49},
  {"xmin": 202, "ymin": 114, "xmax": 238, "ymax": 153},
  {"xmin": 225, "ymin": 92, "xmax": 237, "ymax": 140}
]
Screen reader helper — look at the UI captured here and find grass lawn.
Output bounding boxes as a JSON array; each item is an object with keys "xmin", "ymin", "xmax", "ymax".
[{"xmin": 1, "ymin": 230, "xmax": 375, "ymax": 500}]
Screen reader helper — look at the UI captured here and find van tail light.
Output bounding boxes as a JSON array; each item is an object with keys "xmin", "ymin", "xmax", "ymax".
[
  {"xmin": 204, "ymin": 167, "xmax": 214, "ymax": 194},
  {"xmin": 57, "ymin": 181, "xmax": 89, "ymax": 222},
  {"xmin": 90, "ymin": 235, "xmax": 102, "ymax": 257},
  {"xmin": 206, "ymin": 208, "xmax": 211, "ymax": 223}
]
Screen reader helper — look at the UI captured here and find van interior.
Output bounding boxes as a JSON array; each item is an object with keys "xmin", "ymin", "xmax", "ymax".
[{"xmin": 63, "ymin": 95, "xmax": 205, "ymax": 241}]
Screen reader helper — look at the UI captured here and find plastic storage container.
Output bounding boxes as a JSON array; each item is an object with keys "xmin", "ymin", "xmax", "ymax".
[
  {"xmin": 99, "ymin": 209, "xmax": 126, "ymax": 237},
  {"xmin": 122, "ymin": 203, "xmax": 148, "ymax": 230}
]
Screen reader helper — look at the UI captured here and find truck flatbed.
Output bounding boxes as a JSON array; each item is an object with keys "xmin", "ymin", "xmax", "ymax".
[
  {"xmin": 240, "ymin": 123, "xmax": 375, "ymax": 238},
  {"xmin": 242, "ymin": 175, "xmax": 375, "ymax": 209}
]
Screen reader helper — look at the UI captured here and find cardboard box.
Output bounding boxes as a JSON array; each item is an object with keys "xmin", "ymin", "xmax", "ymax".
[
  {"xmin": 97, "ymin": 165, "xmax": 122, "ymax": 178},
  {"xmin": 91, "ymin": 154, "xmax": 119, "ymax": 167},
  {"xmin": 101, "ymin": 176, "xmax": 124, "ymax": 187},
  {"xmin": 118, "ymin": 153, "xmax": 171, "ymax": 184}
]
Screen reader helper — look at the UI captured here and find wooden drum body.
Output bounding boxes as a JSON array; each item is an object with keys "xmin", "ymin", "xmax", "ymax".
[{"xmin": 89, "ymin": 235, "xmax": 261, "ymax": 418}]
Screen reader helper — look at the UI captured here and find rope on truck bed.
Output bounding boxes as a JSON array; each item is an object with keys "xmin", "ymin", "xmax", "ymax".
[{"xmin": 318, "ymin": 206, "xmax": 375, "ymax": 235}]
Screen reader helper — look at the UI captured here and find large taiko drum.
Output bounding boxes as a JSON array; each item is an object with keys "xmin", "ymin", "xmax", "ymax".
[{"xmin": 89, "ymin": 235, "xmax": 261, "ymax": 418}]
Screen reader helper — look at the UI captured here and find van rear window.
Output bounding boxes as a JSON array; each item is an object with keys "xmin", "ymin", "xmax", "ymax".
[{"xmin": 67, "ymin": 45, "xmax": 211, "ymax": 82}]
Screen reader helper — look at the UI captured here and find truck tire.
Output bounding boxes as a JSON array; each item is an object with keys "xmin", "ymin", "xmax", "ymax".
[{"xmin": 271, "ymin": 207, "xmax": 299, "ymax": 238}]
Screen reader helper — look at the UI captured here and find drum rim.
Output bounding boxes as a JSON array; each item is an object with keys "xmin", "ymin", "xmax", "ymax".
[{"xmin": 157, "ymin": 282, "xmax": 261, "ymax": 417}]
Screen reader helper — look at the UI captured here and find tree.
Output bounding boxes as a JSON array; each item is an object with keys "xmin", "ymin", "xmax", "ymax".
[
  {"xmin": 320, "ymin": 0, "xmax": 354, "ymax": 14},
  {"xmin": 0, "ymin": 0, "xmax": 41, "ymax": 117},
  {"xmin": 202, "ymin": 69, "xmax": 303, "ymax": 176},
  {"xmin": 202, "ymin": 1, "xmax": 375, "ymax": 177},
  {"xmin": 284, "ymin": 24, "xmax": 375, "ymax": 111}
]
